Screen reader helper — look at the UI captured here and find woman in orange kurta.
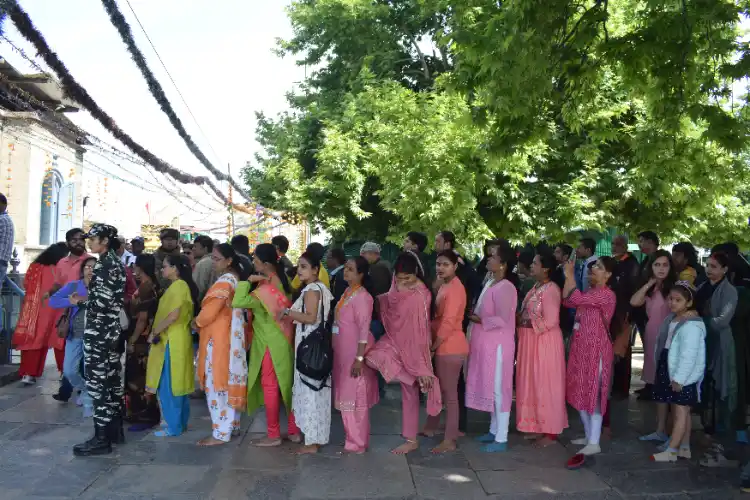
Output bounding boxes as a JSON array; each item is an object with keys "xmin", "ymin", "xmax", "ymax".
[
  {"xmin": 13, "ymin": 243, "xmax": 69, "ymax": 384},
  {"xmin": 421, "ymin": 250, "xmax": 468, "ymax": 454},
  {"xmin": 194, "ymin": 243, "xmax": 249, "ymax": 446},
  {"xmin": 515, "ymin": 252, "xmax": 568, "ymax": 448}
]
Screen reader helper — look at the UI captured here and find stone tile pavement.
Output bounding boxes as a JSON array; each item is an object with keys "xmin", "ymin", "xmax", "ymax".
[{"xmin": 0, "ymin": 364, "xmax": 744, "ymax": 499}]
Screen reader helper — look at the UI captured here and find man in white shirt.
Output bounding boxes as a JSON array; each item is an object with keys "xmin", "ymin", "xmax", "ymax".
[{"xmin": 117, "ymin": 236, "xmax": 136, "ymax": 267}]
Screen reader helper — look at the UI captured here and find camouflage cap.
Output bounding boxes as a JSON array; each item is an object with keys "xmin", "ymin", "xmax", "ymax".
[{"xmin": 84, "ymin": 224, "xmax": 118, "ymax": 241}]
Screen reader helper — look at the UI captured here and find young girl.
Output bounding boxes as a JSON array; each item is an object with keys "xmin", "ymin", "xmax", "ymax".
[{"xmin": 650, "ymin": 282, "xmax": 706, "ymax": 462}]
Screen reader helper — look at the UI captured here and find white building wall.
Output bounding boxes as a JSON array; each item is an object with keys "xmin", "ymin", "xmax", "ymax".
[{"xmin": 0, "ymin": 116, "xmax": 84, "ymax": 271}]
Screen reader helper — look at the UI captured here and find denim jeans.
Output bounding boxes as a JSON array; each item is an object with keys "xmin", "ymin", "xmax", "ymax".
[{"xmin": 64, "ymin": 338, "xmax": 90, "ymax": 408}]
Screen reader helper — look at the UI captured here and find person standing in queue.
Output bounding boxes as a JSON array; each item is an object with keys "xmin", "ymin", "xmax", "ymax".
[{"xmin": 70, "ymin": 224, "xmax": 127, "ymax": 456}]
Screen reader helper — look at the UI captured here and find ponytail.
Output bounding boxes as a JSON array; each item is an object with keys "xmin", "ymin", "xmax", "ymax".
[
  {"xmin": 164, "ymin": 254, "xmax": 200, "ymax": 316},
  {"xmin": 216, "ymin": 243, "xmax": 250, "ymax": 280},
  {"xmin": 254, "ymin": 243, "xmax": 291, "ymax": 294}
]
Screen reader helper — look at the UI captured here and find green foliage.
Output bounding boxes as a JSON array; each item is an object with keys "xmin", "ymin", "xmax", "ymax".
[{"xmin": 245, "ymin": 0, "xmax": 750, "ymax": 248}]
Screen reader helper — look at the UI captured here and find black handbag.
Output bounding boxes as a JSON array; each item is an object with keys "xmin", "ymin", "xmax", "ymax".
[{"xmin": 295, "ymin": 284, "xmax": 333, "ymax": 391}]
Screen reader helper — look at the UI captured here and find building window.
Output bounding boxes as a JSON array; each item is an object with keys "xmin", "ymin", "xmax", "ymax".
[{"xmin": 39, "ymin": 169, "xmax": 63, "ymax": 246}]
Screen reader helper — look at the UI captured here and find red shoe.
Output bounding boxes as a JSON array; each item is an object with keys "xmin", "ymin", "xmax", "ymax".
[{"xmin": 566, "ymin": 453, "xmax": 586, "ymax": 470}]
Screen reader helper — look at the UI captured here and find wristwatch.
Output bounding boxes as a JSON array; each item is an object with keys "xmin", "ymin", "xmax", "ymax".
[{"xmin": 355, "ymin": 356, "xmax": 364, "ymax": 362}]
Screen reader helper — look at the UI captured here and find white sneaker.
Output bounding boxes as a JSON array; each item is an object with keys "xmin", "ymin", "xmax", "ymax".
[
  {"xmin": 571, "ymin": 437, "xmax": 588, "ymax": 445},
  {"xmin": 651, "ymin": 450, "xmax": 678, "ymax": 462},
  {"xmin": 678, "ymin": 448, "xmax": 691, "ymax": 459},
  {"xmin": 578, "ymin": 444, "xmax": 601, "ymax": 456},
  {"xmin": 21, "ymin": 375, "xmax": 35, "ymax": 385}
]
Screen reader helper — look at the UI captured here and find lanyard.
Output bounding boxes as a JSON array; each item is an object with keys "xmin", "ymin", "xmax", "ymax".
[{"xmin": 335, "ymin": 285, "xmax": 361, "ymax": 324}]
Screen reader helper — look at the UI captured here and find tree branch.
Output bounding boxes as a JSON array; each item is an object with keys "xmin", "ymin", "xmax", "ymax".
[
  {"xmin": 406, "ymin": 32, "xmax": 431, "ymax": 81},
  {"xmin": 558, "ymin": 0, "xmax": 604, "ymax": 49}
]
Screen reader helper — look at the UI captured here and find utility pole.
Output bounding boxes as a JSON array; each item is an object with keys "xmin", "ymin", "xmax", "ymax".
[{"xmin": 227, "ymin": 163, "xmax": 235, "ymax": 238}]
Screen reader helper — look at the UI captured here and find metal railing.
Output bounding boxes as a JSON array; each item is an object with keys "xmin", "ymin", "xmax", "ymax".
[{"xmin": 0, "ymin": 249, "xmax": 25, "ymax": 365}]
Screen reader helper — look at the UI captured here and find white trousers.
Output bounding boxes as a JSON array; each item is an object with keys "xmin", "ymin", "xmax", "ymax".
[
  {"xmin": 578, "ymin": 358, "xmax": 604, "ymax": 445},
  {"xmin": 205, "ymin": 340, "xmax": 241, "ymax": 442},
  {"xmin": 489, "ymin": 345, "xmax": 510, "ymax": 443}
]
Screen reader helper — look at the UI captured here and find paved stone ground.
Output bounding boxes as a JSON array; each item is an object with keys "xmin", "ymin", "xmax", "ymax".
[{"xmin": 0, "ymin": 359, "xmax": 744, "ymax": 499}]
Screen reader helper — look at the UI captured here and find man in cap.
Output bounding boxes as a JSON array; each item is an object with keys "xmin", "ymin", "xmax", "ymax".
[
  {"xmin": 70, "ymin": 224, "xmax": 127, "ymax": 456},
  {"xmin": 360, "ymin": 242, "xmax": 392, "ymax": 297},
  {"xmin": 130, "ymin": 236, "xmax": 145, "ymax": 258},
  {"xmin": 154, "ymin": 228, "xmax": 181, "ymax": 289}
]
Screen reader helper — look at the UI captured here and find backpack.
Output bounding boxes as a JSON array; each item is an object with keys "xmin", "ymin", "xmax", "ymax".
[{"xmin": 295, "ymin": 284, "xmax": 333, "ymax": 391}]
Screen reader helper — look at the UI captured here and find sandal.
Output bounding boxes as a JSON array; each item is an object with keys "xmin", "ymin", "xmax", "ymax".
[
  {"xmin": 566, "ymin": 453, "xmax": 586, "ymax": 470},
  {"xmin": 699, "ymin": 446, "xmax": 738, "ymax": 468}
]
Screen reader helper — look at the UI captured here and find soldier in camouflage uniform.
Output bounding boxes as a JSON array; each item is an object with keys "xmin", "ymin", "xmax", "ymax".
[{"xmin": 71, "ymin": 224, "xmax": 127, "ymax": 456}]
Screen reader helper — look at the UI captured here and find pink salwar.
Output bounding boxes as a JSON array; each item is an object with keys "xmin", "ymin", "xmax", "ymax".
[
  {"xmin": 366, "ymin": 280, "xmax": 442, "ymax": 440},
  {"xmin": 515, "ymin": 282, "xmax": 568, "ymax": 435},
  {"xmin": 400, "ymin": 381, "xmax": 421, "ymax": 440},
  {"xmin": 333, "ymin": 289, "xmax": 379, "ymax": 453},
  {"xmin": 425, "ymin": 354, "xmax": 465, "ymax": 441}
]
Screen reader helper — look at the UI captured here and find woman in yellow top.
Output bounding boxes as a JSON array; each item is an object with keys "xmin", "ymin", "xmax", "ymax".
[
  {"xmin": 672, "ymin": 242, "xmax": 700, "ymax": 285},
  {"xmin": 193, "ymin": 244, "xmax": 250, "ymax": 446},
  {"xmin": 145, "ymin": 254, "xmax": 199, "ymax": 437}
]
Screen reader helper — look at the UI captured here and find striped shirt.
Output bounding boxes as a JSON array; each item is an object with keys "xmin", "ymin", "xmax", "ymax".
[{"xmin": 0, "ymin": 211, "xmax": 14, "ymax": 262}]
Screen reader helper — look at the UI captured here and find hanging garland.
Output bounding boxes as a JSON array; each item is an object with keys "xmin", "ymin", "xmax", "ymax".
[
  {"xmin": 0, "ymin": 0, "xmax": 234, "ymax": 206},
  {"xmin": 99, "ymin": 0, "xmax": 252, "ymax": 203}
]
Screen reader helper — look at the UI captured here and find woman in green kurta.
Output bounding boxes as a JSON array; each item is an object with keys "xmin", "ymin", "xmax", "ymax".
[
  {"xmin": 232, "ymin": 243, "xmax": 301, "ymax": 446},
  {"xmin": 145, "ymin": 254, "xmax": 199, "ymax": 437}
]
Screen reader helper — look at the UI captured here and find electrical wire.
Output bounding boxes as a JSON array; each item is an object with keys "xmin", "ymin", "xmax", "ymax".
[
  {"xmin": 124, "ymin": 0, "xmax": 224, "ymax": 167},
  {"xmin": 99, "ymin": 0, "xmax": 250, "ymax": 200},
  {"xmin": 1, "ymin": 4, "xmax": 236, "ymax": 204}
]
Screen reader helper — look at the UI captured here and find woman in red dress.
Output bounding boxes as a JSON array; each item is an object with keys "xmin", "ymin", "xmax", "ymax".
[
  {"xmin": 562, "ymin": 256, "xmax": 617, "ymax": 457},
  {"xmin": 13, "ymin": 243, "xmax": 70, "ymax": 384}
]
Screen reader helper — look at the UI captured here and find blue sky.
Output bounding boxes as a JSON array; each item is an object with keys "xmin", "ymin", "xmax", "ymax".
[{"xmin": 3, "ymin": 0, "xmax": 304, "ymax": 233}]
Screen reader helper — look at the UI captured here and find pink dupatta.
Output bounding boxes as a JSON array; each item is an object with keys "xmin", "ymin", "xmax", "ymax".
[{"xmin": 366, "ymin": 280, "xmax": 442, "ymax": 416}]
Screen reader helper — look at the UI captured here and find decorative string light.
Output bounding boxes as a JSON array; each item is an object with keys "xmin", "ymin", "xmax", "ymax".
[
  {"xmin": 5, "ymin": 143, "xmax": 14, "ymax": 196},
  {"xmin": 42, "ymin": 153, "xmax": 53, "ymax": 207}
]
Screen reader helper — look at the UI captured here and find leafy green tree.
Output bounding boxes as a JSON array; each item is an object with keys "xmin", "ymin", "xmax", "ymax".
[{"xmin": 245, "ymin": 0, "xmax": 750, "ymax": 248}]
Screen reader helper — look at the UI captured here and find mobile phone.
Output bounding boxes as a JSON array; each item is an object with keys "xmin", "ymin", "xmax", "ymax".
[{"xmin": 569, "ymin": 252, "xmax": 577, "ymax": 263}]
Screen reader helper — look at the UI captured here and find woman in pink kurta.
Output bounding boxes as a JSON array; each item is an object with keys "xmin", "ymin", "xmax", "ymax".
[
  {"xmin": 466, "ymin": 245, "xmax": 517, "ymax": 452},
  {"xmin": 365, "ymin": 251, "xmax": 441, "ymax": 456},
  {"xmin": 332, "ymin": 257, "xmax": 380, "ymax": 454},
  {"xmin": 515, "ymin": 253, "xmax": 568, "ymax": 448},
  {"xmin": 562, "ymin": 256, "xmax": 617, "ymax": 457},
  {"xmin": 629, "ymin": 250, "xmax": 676, "ymax": 387}
]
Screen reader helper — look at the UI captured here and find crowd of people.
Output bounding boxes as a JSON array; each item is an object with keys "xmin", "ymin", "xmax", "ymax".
[{"xmin": 8, "ymin": 219, "xmax": 750, "ymax": 488}]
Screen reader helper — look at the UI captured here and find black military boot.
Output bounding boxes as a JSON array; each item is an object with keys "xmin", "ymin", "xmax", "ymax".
[
  {"xmin": 108, "ymin": 416, "xmax": 125, "ymax": 445},
  {"xmin": 73, "ymin": 424, "xmax": 112, "ymax": 456}
]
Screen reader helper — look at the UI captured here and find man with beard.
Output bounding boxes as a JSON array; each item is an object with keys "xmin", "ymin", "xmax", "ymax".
[
  {"xmin": 153, "ymin": 228, "xmax": 181, "ymax": 289},
  {"xmin": 47, "ymin": 228, "xmax": 92, "ymax": 403}
]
